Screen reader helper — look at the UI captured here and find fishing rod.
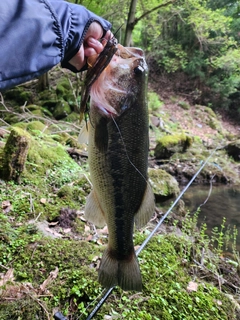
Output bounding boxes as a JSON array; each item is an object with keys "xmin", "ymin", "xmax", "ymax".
[{"xmin": 54, "ymin": 147, "xmax": 219, "ymax": 320}]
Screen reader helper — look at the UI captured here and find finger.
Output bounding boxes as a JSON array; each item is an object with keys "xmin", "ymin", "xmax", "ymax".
[
  {"xmin": 68, "ymin": 45, "xmax": 85, "ymax": 71},
  {"xmin": 85, "ymin": 22, "xmax": 103, "ymax": 41},
  {"xmin": 84, "ymin": 47, "xmax": 98, "ymax": 57},
  {"xmin": 101, "ymin": 30, "xmax": 114, "ymax": 46},
  {"xmin": 105, "ymin": 30, "xmax": 114, "ymax": 40},
  {"xmin": 85, "ymin": 37, "xmax": 104, "ymax": 55}
]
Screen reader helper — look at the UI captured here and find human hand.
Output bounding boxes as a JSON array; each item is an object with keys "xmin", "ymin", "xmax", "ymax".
[{"xmin": 68, "ymin": 22, "xmax": 113, "ymax": 71}]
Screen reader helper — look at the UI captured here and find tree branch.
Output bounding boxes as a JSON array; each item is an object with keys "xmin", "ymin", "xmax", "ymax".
[{"xmin": 134, "ymin": 0, "xmax": 178, "ymax": 26}]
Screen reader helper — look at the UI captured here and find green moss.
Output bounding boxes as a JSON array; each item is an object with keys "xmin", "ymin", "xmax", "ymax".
[
  {"xmin": 42, "ymin": 99, "xmax": 58, "ymax": 111},
  {"xmin": 0, "ymin": 207, "xmax": 238, "ymax": 319},
  {"xmin": 56, "ymin": 78, "xmax": 71, "ymax": 92},
  {"xmin": 155, "ymin": 133, "xmax": 193, "ymax": 159},
  {"xmin": 208, "ymin": 117, "xmax": 222, "ymax": 132},
  {"xmin": 64, "ymin": 111, "xmax": 80, "ymax": 122},
  {"xmin": 97, "ymin": 234, "xmax": 235, "ymax": 320},
  {"xmin": 12, "ymin": 122, "xmax": 28, "ymax": 130},
  {"xmin": 57, "ymin": 185, "xmax": 73, "ymax": 198},
  {"xmin": 4, "ymin": 87, "xmax": 32, "ymax": 105},
  {"xmin": 0, "ymin": 233, "xmax": 102, "ymax": 319},
  {"xmin": 178, "ymin": 100, "xmax": 190, "ymax": 110},
  {"xmin": 204, "ymin": 106, "xmax": 217, "ymax": 118},
  {"xmin": 148, "ymin": 91, "xmax": 164, "ymax": 112},
  {"xmin": 53, "ymin": 100, "xmax": 72, "ymax": 120},
  {"xmin": 26, "ymin": 121, "xmax": 48, "ymax": 133},
  {"xmin": 0, "ymin": 298, "xmax": 45, "ymax": 320},
  {"xmin": 26, "ymin": 104, "xmax": 41, "ymax": 111},
  {"xmin": 159, "ymin": 134, "xmax": 191, "ymax": 148},
  {"xmin": 148, "ymin": 168, "xmax": 179, "ymax": 200},
  {"xmin": 56, "ymin": 79, "xmax": 77, "ymax": 110}
]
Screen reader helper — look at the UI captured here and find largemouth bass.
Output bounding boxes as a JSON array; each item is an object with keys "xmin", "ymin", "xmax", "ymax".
[{"xmin": 83, "ymin": 45, "xmax": 155, "ymax": 291}]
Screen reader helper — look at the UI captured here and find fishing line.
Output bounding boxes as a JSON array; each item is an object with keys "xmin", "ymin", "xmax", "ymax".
[{"xmin": 82, "ymin": 147, "xmax": 219, "ymax": 320}]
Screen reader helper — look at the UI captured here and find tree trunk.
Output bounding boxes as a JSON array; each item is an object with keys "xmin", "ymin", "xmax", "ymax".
[
  {"xmin": 124, "ymin": 0, "xmax": 138, "ymax": 46},
  {"xmin": 38, "ymin": 72, "xmax": 49, "ymax": 91},
  {"xmin": 124, "ymin": 0, "xmax": 176, "ymax": 47}
]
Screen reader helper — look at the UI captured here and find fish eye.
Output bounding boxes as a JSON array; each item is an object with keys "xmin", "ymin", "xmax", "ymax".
[{"xmin": 134, "ymin": 66, "xmax": 144, "ymax": 75}]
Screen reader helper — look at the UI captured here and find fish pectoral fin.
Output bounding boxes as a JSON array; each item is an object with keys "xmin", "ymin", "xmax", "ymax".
[
  {"xmin": 98, "ymin": 248, "xmax": 142, "ymax": 291},
  {"xmin": 78, "ymin": 121, "xmax": 89, "ymax": 144},
  {"xmin": 134, "ymin": 182, "xmax": 155, "ymax": 229},
  {"xmin": 84, "ymin": 190, "xmax": 106, "ymax": 227}
]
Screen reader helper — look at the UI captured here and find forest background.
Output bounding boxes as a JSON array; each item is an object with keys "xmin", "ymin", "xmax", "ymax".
[
  {"xmin": 72, "ymin": 0, "xmax": 240, "ymax": 119},
  {"xmin": 1, "ymin": 1, "xmax": 240, "ymax": 319}
]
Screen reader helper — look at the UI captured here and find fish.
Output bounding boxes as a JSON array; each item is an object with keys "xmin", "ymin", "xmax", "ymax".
[{"xmin": 83, "ymin": 44, "xmax": 155, "ymax": 291}]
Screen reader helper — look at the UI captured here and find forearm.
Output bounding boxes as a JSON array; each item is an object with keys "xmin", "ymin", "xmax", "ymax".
[{"xmin": 0, "ymin": 0, "xmax": 111, "ymax": 90}]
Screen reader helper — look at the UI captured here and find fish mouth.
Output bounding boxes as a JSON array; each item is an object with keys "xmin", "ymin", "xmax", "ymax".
[{"xmin": 90, "ymin": 44, "xmax": 146, "ymax": 118}]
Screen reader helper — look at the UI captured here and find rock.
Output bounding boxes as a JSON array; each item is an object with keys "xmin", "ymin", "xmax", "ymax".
[
  {"xmin": 154, "ymin": 133, "xmax": 193, "ymax": 159},
  {"xmin": 53, "ymin": 100, "xmax": 72, "ymax": 120},
  {"xmin": 4, "ymin": 87, "xmax": 33, "ymax": 105},
  {"xmin": 56, "ymin": 79, "xmax": 77, "ymax": 111},
  {"xmin": 0, "ymin": 127, "xmax": 31, "ymax": 182},
  {"xmin": 148, "ymin": 168, "xmax": 180, "ymax": 202},
  {"xmin": 225, "ymin": 140, "xmax": 240, "ymax": 161}
]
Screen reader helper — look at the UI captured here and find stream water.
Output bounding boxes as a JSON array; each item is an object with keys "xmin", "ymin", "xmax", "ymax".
[{"xmin": 182, "ymin": 184, "xmax": 240, "ymax": 252}]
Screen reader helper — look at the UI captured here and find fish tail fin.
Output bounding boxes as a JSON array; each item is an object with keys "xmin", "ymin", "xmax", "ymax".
[{"xmin": 98, "ymin": 248, "xmax": 142, "ymax": 291}]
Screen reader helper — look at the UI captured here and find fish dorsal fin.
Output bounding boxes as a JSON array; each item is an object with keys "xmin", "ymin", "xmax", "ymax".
[
  {"xmin": 78, "ymin": 121, "xmax": 89, "ymax": 144},
  {"xmin": 84, "ymin": 190, "xmax": 106, "ymax": 227},
  {"xmin": 134, "ymin": 183, "xmax": 155, "ymax": 229}
]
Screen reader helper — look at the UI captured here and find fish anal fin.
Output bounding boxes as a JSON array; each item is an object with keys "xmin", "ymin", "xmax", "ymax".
[
  {"xmin": 84, "ymin": 190, "xmax": 106, "ymax": 227},
  {"xmin": 98, "ymin": 248, "xmax": 142, "ymax": 291},
  {"xmin": 134, "ymin": 182, "xmax": 155, "ymax": 229}
]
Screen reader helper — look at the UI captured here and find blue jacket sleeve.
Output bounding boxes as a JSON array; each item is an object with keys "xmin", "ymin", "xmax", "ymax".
[{"xmin": 0, "ymin": 0, "xmax": 111, "ymax": 90}]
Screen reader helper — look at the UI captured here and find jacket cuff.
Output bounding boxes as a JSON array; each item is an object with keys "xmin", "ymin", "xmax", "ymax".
[{"xmin": 61, "ymin": 3, "xmax": 111, "ymax": 72}]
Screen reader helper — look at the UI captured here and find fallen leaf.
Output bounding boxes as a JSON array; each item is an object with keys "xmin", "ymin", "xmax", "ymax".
[
  {"xmin": 92, "ymin": 256, "xmax": 100, "ymax": 262},
  {"xmin": 0, "ymin": 268, "xmax": 14, "ymax": 287},
  {"xmin": 2, "ymin": 200, "xmax": 12, "ymax": 213},
  {"xmin": 2, "ymin": 200, "xmax": 11, "ymax": 209},
  {"xmin": 134, "ymin": 245, "xmax": 141, "ymax": 251},
  {"xmin": 86, "ymin": 235, "xmax": 93, "ymax": 241},
  {"xmin": 40, "ymin": 198, "xmax": 47, "ymax": 204},
  {"xmin": 96, "ymin": 260, "xmax": 101, "ymax": 269},
  {"xmin": 39, "ymin": 267, "xmax": 59, "ymax": 293},
  {"xmin": 215, "ymin": 300, "xmax": 222, "ymax": 306},
  {"xmin": 97, "ymin": 239, "xmax": 104, "ymax": 246},
  {"xmin": 85, "ymin": 225, "xmax": 90, "ymax": 233},
  {"xmin": 97, "ymin": 225, "xmax": 108, "ymax": 235},
  {"xmin": 187, "ymin": 281, "xmax": 198, "ymax": 292}
]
